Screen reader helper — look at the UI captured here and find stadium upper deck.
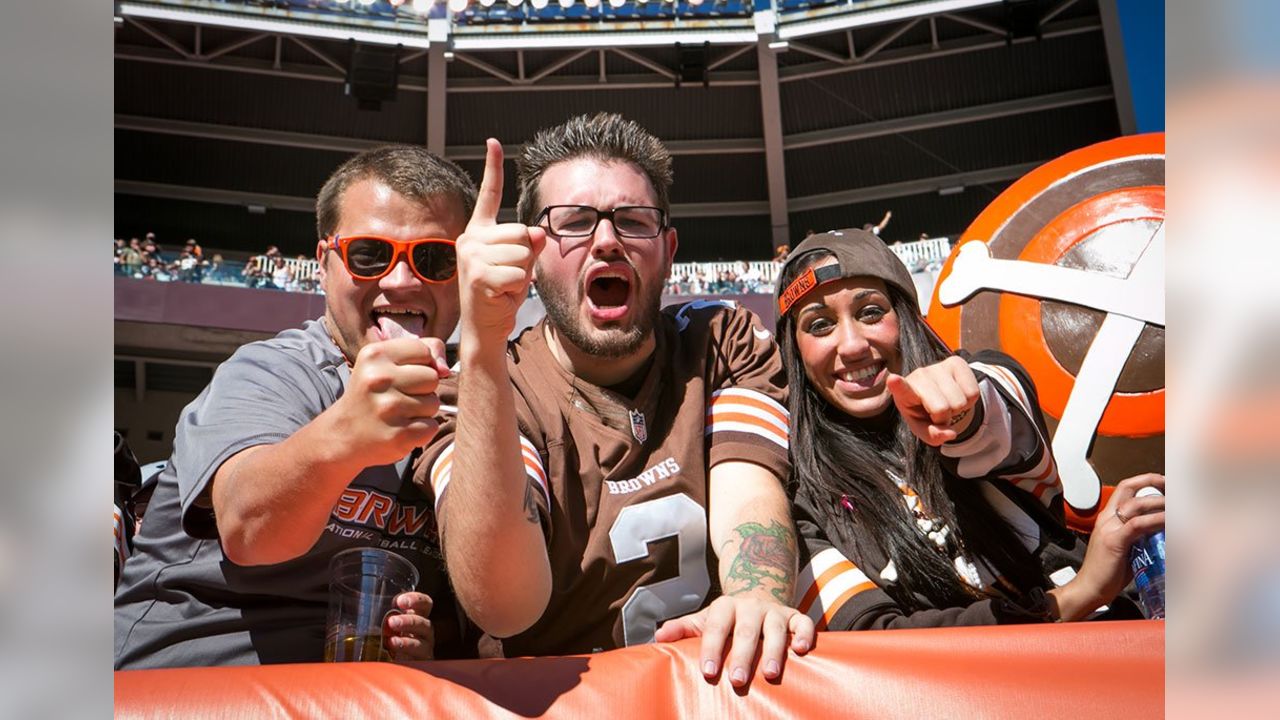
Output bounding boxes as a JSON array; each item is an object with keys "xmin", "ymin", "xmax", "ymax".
[{"xmin": 116, "ymin": 0, "xmax": 1118, "ymax": 263}]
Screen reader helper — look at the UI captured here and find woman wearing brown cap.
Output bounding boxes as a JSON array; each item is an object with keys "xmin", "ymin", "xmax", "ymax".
[{"xmin": 774, "ymin": 228, "xmax": 1164, "ymax": 629}]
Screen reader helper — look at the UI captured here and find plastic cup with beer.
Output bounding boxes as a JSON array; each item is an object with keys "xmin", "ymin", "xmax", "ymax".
[{"xmin": 325, "ymin": 547, "xmax": 419, "ymax": 662}]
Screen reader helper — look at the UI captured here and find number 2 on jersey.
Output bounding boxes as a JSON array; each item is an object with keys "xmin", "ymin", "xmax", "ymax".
[{"xmin": 608, "ymin": 493, "xmax": 710, "ymax": 646}]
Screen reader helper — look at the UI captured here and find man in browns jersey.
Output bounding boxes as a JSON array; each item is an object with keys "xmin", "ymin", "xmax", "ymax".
[{"xmin": 416, "ymin": 113, "xmax": 814, "ymax": 687}]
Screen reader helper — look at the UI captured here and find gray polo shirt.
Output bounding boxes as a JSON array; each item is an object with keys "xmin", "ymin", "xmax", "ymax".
[{"xmin": 114, "ymin": 319, "xmax": 460, "ymax": 668}]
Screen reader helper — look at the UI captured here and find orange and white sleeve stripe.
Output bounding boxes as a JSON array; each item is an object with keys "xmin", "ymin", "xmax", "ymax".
[
  {"xmin": 114, "ymin": 504, "xmax": 129, "ymax": 568},
  {"xmin": 951, "ymin": 361, "xmax": 1061, "ymax": 506},
  {"xmin": 795, "ymin": 547, "xmax": 878, "ymax": 631},
  {"xmin": 705, "ymin": 388, "xmax": 789, "ymax": 450},
  {"xmin": 427, "ymin": 435, "xmax": 550, "ymax": 513}
]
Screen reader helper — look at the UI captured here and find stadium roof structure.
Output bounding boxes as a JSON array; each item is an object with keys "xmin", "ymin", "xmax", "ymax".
[{"xmin": 115, "ymin": 0, "xmax": 1123, "ymax": 262}]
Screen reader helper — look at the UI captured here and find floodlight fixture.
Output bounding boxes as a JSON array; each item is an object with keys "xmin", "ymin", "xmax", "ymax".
[
  {"xmin": 411, "ymin": 0, "xmax": 432, "ymax": 10},
  {"xmin": 558, "ymin": 0, "xmax": 574, "ymax": 7},
  {"xmin": 531, "ymin": 0, "xmax": 550, "ymax": 8},
  {"xmin": 449, "ymin": 0, "xmax": 469, "ymax": 10},
  {"xmin": 608, "ymin": 0, "xmax": 625, "ymax": 7},
  {"xmin": 584, "ymin": 0, "xmax": 600, "ymax": 7},
  {"xmin": 480, "ymin": 0, "xmax": 497, "ymax": 5},
  {"xmin": 357, "ymin": 0, "xmax": 377, "ymax": 6}
]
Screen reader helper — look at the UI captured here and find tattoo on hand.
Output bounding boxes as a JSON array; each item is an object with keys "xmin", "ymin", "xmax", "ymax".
[
  {"xmin": 722, "ymin": 520, "xmax": 796, "ymax": 604},
  {"xmin": 522, "ymin": 481, "xmax": 539, "ymax": 525}
]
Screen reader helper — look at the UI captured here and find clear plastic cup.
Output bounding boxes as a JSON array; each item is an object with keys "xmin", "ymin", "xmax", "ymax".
[{"xmin": 324, "ymin": 548, "xmax": 419, "ymax": 662}]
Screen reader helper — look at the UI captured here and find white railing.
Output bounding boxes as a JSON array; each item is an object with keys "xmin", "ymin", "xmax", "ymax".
[
  {"xmin": 891, "ymin": 237, "xmax": 952, "ymax": 271},
  {"xmin": 248, "ymin": 255, "xmax": 322, "ymax": 281},
  {"xmin": 667, "ymin": 237, "xmax": 952, "ymax": 293},
  {"xmin": 667, "ymin": 260, "xmax": 777, "ymax": 292}
]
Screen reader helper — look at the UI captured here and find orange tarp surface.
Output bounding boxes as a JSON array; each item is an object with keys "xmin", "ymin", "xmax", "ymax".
[{"xmin": 115, "ymin": 620, "xmax": 1163, "ymax": 719}]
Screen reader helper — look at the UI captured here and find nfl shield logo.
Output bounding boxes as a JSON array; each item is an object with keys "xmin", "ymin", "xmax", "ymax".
[{"xmin": 629, "ymin": 409, "xmax": 648, "ymax": 444}]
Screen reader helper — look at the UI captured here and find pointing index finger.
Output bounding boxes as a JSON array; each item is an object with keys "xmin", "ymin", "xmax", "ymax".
[{"xmin": 470, "ymin": 138, "xmax": 504, "ymax": 228}]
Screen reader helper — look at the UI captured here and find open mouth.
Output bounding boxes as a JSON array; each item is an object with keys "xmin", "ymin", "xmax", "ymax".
[
  {"xmin": 585, "ymin": 268, "xmax": 633, "ymax": 322},
  {"xmin": 834, "ymin": 362, "xmax": 884, "ymax": 391},
  {"xmin": 371, "ymin": 308, "xmax": 426, "ymax": 341}
]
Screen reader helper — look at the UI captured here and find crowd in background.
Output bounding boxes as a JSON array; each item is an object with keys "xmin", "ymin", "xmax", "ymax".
[
  {"xmin": 116, "ymin": 213, "xmax": 947, "ymax": 298},
  {"xmin": 114, "ymin": 233, "xmax": 222, "ymax": 284},
  {"xmin": 114, "ymin": 234, "xmax": 320, "ymax": 293},
  {"xmin": 665, "ymin": 258, "xmax": 777, "ymax": 295},
  {"xmin": 239, "ymin": 245, "xmax": 322, "ymax": 293}
]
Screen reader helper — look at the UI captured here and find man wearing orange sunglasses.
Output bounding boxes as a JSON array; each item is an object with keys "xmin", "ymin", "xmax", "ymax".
[{"xmin": 115, "ymin": 145, "xmax": 478, "ymax": 669}]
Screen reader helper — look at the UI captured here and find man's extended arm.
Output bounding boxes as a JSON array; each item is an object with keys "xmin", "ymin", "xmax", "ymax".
[
  {"xmin": 711, "ymin": 463, "xmax": 799, "ymax": 606},
  {"xmin": 213, "ymin": 336, "xmax": 448, "ymax": 567},
  {"xmin": 433, "ymin": 138, "xmax": 552, "ymax": 638}
]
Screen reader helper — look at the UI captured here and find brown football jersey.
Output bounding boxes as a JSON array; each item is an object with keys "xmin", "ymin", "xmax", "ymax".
[{"xmin": 418, "ymin": 300, "xmax": 790, "ymax": 656}]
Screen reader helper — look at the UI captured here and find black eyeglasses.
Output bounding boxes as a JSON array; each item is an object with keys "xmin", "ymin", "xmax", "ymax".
[{"xmin": 534, "ymin": 205, "xmax": 668, "ymax": 240}]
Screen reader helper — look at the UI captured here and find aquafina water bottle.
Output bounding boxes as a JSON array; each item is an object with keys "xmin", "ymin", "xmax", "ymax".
[{"xmin": 1129, "ymin": 486, "xmax": 1165, "ymax": 619}]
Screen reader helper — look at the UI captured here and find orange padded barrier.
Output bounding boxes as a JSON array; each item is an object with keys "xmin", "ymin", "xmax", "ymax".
[{"xmin": 115, "ymin": 621, "xmax": 1163, "ymax": 719}]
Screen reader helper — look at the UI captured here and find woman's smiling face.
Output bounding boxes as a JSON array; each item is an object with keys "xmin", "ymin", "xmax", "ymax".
[{"xmin": 791, "ymin": 258, "xmax": 903, "ymax": 419}]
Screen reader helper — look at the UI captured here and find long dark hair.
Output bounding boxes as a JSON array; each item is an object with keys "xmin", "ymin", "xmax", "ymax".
[{"xmin": 778, "ymin": 253, "xmax": 1049, "ymax": 610}]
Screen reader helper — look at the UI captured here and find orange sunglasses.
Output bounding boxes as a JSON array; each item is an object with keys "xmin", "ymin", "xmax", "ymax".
[{"xmin": 322, "ymin": 235, "xmax": 457, "ymax": 284}]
